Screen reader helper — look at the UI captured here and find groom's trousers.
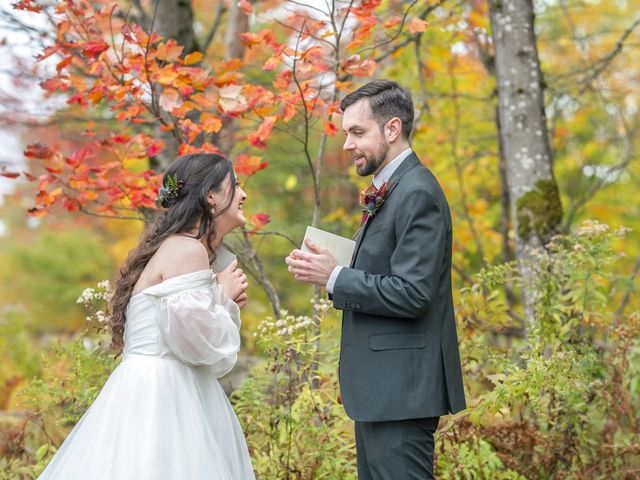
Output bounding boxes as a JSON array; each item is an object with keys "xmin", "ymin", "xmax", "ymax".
[{"xmin": 355, "ymin": 417, "xmax": 439, "ymax": 480}]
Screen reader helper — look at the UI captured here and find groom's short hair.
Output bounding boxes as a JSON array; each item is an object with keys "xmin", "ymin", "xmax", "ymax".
[{"xmin": 340, "ymin": 80, "xmax": 414, "ymax": 140}]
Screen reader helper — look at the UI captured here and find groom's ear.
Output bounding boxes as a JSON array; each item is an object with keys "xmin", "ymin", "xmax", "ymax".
[{"xmin": 385, "ymin": 117, "xmax": 403, "ymax": 143}]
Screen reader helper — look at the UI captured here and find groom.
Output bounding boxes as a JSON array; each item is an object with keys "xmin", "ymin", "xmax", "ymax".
[{"xmin": 286, "ymin": 80, "xmax": 466, "ymax": 479}]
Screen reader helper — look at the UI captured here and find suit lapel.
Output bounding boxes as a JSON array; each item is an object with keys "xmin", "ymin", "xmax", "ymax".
[{"xmin": 349, "ymin": 153, "xmax": 421, "ymax": 267}]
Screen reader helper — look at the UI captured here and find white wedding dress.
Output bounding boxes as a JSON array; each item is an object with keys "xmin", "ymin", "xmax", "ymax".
[{"xmin": 38, "ymin": 269, "xmax": 255, "ymax": 479}]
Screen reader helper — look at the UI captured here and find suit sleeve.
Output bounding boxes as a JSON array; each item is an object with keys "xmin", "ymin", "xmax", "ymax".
[{"xmin": 332, "ymin": 187, "xmax": 446, "ymax": 318}]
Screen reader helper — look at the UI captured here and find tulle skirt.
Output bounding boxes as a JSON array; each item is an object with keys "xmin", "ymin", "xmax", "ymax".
[{"xmin": 38, "ymin": 354, "xmax": 255, "ymax": 479}]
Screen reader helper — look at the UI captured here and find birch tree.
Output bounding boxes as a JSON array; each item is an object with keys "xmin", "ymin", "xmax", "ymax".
[{"xmin": 488, "ymin": 0, "xmax": 563, "ymax": 323}]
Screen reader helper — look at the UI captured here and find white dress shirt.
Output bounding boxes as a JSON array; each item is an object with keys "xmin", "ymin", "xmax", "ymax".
[{"xmin": 326, "ymin": 148, "xmax": 413, "ymax": 293}]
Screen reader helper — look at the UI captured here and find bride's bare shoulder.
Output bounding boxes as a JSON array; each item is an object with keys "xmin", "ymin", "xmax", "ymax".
[{"xmin": 155, "ymin": 235, "xmax": 210, "ymax": 275}]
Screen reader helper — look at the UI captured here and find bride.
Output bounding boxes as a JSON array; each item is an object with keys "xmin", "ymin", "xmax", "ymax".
[{"xmin": 38, "ymin": 153, "xmax": 255, "ymax": 479}]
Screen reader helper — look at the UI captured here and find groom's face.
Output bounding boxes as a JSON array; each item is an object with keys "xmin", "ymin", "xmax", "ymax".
[{"xmin": 342, "ymin": 99, "xmax": 390, "ymax": 177}]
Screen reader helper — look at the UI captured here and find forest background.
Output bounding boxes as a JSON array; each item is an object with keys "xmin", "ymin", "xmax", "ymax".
[{"xmin": 0, "ymin": 0, "xmax": 638, "ymax": 478}]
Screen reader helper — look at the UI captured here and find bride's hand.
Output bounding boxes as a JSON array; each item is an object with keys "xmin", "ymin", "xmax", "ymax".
[
  {"xmin": 217, "ymin": 260, "xmax": 248, "ymax": 305},
  {"xmin": 234, "ymin": 292, "xmax": 248, "ymax": 309}
]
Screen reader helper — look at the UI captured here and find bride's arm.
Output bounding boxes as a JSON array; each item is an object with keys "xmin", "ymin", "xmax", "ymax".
[{"xmin": 155, "ymin": 285, "xmax": 241, "ymax": 375}]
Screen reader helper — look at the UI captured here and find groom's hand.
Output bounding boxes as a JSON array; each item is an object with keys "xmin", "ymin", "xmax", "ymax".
[{"xmin": 285, "ymin": 240, "xmax": 337, "ymax": 286}]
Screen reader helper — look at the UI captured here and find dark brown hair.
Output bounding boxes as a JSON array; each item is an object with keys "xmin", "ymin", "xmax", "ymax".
[
  {"xmin": 340, "ymin": 80, "xmax": 414, "ymax": 140},
  {"xmin": 108, "ymin": 153, "xmax": 236, "ymax": 351}
]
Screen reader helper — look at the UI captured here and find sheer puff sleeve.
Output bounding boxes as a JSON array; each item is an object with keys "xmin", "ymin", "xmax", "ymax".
[{"xmin": 145, "ymin": 270, "xmax": 241, "ymax": 376}]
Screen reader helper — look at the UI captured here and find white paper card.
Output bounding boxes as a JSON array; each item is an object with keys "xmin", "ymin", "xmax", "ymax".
[
  {"xmin": 301, "ymin": 226, "xmax": 356, "ymax": 267},
  {"xmin": 211, "ymin": 246, "xmax": 237, "ymax": 273}
]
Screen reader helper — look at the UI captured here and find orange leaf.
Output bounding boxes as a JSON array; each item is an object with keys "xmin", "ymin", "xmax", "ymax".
[
  {"xmin": 323, "ymin": 121, "xmax": 338, "ymax": 136},
  {"xmin": 159, "ymin": 88, "xmax": 183, "ymax": 112},
  {"xmin": 24, "ymin": 143, "xmax": 53, "ymax": 159},
  {"xmin": 0, "ymin": 172, "xmax": 20, "ymax": 179},
  {"xmin": 116, "ymin": 104, "xmax": 145, "ymax": 122},
  {"xmin": 263, "ymin": 55, "xmax": 280, "ymax": 71},
  {"xmin": 56, "ymin": 56, "xmax": 73, "ymax": 72},
  {"xmin": 383, "ymin": 16, "xmax": 402, "ymax": 29},
  {"xmin": 27, "ymin": 207, "xmax": 48, "ymax": 217},
  {"xmin": 63, "ymin": 198, "xmax": 81, "ymax": 212},
  {"xmin": 156, "ymin": 40, "xmax": 184, "ymax": 62},
  {"xmin": 200, "ymin": 112, "xmax": 223, "ymax": 133},
  {"xmin": 341, "ymin": 55, "xmax": 377, "ymax": 77},
  {"xmin": 147, "ymin": 141, "xmax": 165, "ymax": 157},
  {"xmin": 219, "ymin": 84, "xmax": 248, "ymax": 113},
  {"xmin": 79, "ymin": 41, "xmax": 109, "ymax": 58},
  {"xmin": 183, "ymin": 51, "xmax": 204, "ymax": 65},
  {"xmin": 247, "ymin": 213, "xmax": 271, "ymax": 236},
  {"xmin": 247, "ymin": 116, "xmax": 276, "ymax": 148},
  {"xmin": 238, "ymin": 0, "xmax": 252, "ymax": 15},
  {"xmin": 234, "ymin": 154, "xmax": 269, "ymax": 176},
  {"xmin": 178, "ymin": 142, "xmax": 221, "ymax": 156},
  {"xmin": 283, "ymin": 103, "xmax": 297, "ymax": 122},
  {"xmin": 157, "ymin": 67, "xmax": 179, "ymax": 85},
  {"xmin": 83, "ymin": 191, "xmax": 98, "ymax": 201},
  {"xmin": 240, "ymin": 32, "xmax": 262, "ymax": 48},
  {"xmin": 407, "ymin": 18, "xmax": 428, "ymax": 33},
  {"xmin": 13, "ymin": 0, "xmax": 44, "ymax": 13},
  {"xmin": 239, "ymin": 29, "xmax": 276, "ymax": 48}
]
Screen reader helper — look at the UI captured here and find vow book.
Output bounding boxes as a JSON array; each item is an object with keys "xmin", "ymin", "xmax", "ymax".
[
  {"xmin": 211, "ymin": 246, "xmax": 237, "ymax": 273},
  {"xmin": 301, "ymin": 226, "xmax": 356, "ymax": 267}
]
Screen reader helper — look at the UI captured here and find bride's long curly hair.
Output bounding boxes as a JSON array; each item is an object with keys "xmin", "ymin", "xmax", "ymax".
[{"xmin": 108, "ymin": 153, "xmax": 237, "ymax": 351}]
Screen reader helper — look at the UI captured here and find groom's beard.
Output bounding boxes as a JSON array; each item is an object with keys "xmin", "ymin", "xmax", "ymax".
[{"xmin": 356, "ymin": 138, "xmax": 390, "ymax": 177}]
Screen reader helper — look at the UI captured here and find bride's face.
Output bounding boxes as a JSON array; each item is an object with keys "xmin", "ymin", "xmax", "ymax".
[{"xmin": 210, "ymin": 174, "xmax": 247, "ymax": 237}]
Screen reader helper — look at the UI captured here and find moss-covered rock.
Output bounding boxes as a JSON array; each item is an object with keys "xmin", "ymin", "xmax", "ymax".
[{"xmin": 516, "ymin": 178, "xmax": 563, "ymax": 246}]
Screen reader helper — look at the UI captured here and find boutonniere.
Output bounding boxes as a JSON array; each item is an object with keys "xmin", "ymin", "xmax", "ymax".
[{"xmin": 359, "ymin": 180, "xmax": 391, "ymax": 219}]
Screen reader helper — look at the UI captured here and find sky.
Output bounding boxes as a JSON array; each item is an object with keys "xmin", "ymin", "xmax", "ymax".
[
  {"xmin": 0, "ymin": 5, "xmax": 63, "ymax": 236},
  {"xmin": 0, "ymin": 6, "xmax": 54, "ymax": 198},
  {"xmin": 0, "ymin": 0, "xmax": 356, "ymax": 236}
]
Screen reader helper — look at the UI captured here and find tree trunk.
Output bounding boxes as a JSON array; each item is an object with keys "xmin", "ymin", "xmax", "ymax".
[
  {"xmin": 217, "ymin": 0, "xmax": 249, "ymax": 155},
  {"xmin": 152, "ymin": 0, "xmax": 199, "ymax": 170},
  {"xmin": 488, "ymin": 0, "xmax": 562, "ymax": 324}
]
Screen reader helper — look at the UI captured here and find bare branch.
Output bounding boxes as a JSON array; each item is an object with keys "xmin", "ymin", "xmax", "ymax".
[
  {"xmin": 202, "ymin": 1, "xmax": 226, "ymax": 54},
  {"xmin": 129, "ymin": 0, "xmax": 149, "ymax": 25},
  {"xmin": 285, "ymin": 0, "xmax": 329, "ymax": 18},
  {"xmin": 447, "ymin": 67, "xmax": 488, "ymax": 269},
  {"xmin": 249, "ymin": 230, "xmax": 299, "ymax": 248},
  {"xmin": 562, "ymin": 96, "xmax": 638, "ymax": 231},
  {"xmin": 550, "ymin": 17, "xmax": 640, "ymax": 89},
  {"xmin": 615, "ymin": 256, "xmax": 640, "ymax": 318},
  {"xmin": 77, "ymin": 205, "xmax": 145, "ymax": 221},
  {"xmin": 355, "ymin": 0, "xmax": 419, "ymax": 56},
  {"xmin": 274, "ymin": 16, "xmax": 338, "ymax": 52},
  {"xmin": 334, "ymin": 0, "xmax": 449, "ymax": 83}
]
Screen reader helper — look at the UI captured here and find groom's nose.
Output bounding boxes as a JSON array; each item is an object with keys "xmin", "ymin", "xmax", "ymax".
[{"xmin": 343, "ymin": 136, "xmax": 355, "ymax": 151}]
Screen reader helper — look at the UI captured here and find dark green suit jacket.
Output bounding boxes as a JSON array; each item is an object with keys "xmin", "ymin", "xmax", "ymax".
[{"xmin": 332, "ymin": 153, "xmax": 466, "ymax": 422}]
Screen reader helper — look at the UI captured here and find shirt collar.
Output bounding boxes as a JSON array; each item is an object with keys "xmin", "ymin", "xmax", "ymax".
[{"xmin": 372, "ymin": 147, "xmax": 412, "ymax": 189}]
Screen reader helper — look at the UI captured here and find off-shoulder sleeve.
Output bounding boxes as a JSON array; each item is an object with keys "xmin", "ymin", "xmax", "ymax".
[{"xmin": 154, "ymin": 283, "xmax": 241, "ymax": 376}]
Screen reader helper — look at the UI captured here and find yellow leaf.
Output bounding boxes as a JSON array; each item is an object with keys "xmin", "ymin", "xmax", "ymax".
[{"xmin": 284, "ymin": 175, "xmax": 298, "ymax": 191}]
